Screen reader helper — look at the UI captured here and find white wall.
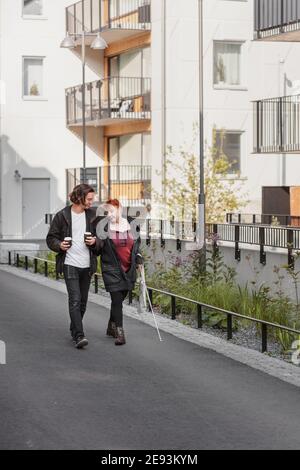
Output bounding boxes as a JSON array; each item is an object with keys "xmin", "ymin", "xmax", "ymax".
[
  {"xmin": 142, "ymin": 238, "xmax": 300, "ymax": 302},
  {"xmin": 0, "ymin": 0, "xmax": 101, "ymax": 239}
]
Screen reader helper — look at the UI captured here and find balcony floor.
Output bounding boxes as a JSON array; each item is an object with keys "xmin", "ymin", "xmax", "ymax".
[
  {"xmin": 74, "ymin": 28, "xmax": 150, "ymax": 46},
  {"xmin": 68, "ymin": 116, "xmax": 151, "ymax": 127},
  {"xmin": 255, "ymin": 27, "xmax": 300, "ymax": 42}
]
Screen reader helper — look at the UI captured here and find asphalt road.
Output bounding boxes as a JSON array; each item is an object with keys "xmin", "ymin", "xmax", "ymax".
[{"xmin": 1, "ymin": 269, "xmax": 300, "ymax": 450}]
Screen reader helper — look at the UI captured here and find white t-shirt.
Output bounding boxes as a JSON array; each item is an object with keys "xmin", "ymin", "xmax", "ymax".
[{"xmin": 65, "ymin": 210, "xmax": 90, "ymax": 268}]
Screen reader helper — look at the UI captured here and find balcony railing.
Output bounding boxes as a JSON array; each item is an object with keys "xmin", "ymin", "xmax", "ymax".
[
  {"xmin": 254, "ymin": 0, "xmax": 300, "ymax": 40},
  {"xmin": 66, "ymin": 77, "xmax": 151, "ymax": 126},
  {"xmin": 66, "ymin": 165, "xmax": 151, "ymax": 205},
  {"xmin": 226, "ymin": 213, "xmax": 300, "ymax": 227},
  {"xmin": 66, "ymin": 0, "xmax": 151, "ymax": 38},
  {"xmin": 253, "ymin": 94, "xmax": 300, "ymax": 153}
]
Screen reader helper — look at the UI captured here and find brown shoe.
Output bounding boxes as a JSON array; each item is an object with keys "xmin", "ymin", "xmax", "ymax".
[
  {"xmin": 115, "ymin": 327, "xmax": 126, "ymax": 346},
  {"xmin": 106, "ymin": 319, "xmax": 117, "ymax": 338}
]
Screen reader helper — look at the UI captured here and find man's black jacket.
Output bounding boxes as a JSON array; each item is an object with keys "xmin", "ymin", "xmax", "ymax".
[{"xmin": 46, "ymin": 205, "xmax": 99, "ymax": 275}]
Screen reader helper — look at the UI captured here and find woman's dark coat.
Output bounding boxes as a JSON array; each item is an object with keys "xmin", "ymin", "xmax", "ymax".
[{"xmin": 93, "ymin": 216, "xmax": 143, "ymax": 293}]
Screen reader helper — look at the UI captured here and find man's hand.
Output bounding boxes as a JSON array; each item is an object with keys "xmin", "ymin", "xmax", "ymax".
[
  {"xmin": 136, "ymin": 264, "xmax": 143, "ymax": 273},
  {"xmin": 60, "ymin": 241, "xmax": 70, "ymax": 251},
  {"xmin": 85, "ymin": 236, "xmax": 96, "ymax": 247}
]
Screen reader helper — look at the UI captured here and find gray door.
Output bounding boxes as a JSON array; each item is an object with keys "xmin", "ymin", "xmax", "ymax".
[{"xmin": 22, "ymin": 178, "xmax": 50, "ymax": 239}]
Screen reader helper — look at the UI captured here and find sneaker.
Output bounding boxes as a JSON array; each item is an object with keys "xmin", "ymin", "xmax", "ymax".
[{"xmin": 75, "ymin": 336, "xmax": 88, "ymax": 349}]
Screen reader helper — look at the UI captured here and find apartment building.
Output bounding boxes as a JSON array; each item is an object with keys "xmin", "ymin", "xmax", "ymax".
[
  {"xmin": 252, "ymin": 0, "xmax": 300, "ymax": 219},
  {"xmin": 63, "ymin": 0, "xmax": 300, "ymax": 220},
  {"xmin": 2, "ymin": 0, "xmax": 300, "ymax": 240}
]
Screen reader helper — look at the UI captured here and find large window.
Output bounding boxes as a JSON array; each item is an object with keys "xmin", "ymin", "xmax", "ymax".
[
  {"xmin": 215, "ymin": 130, "xmax": 242, "ymax": 174},
  {"xmin": 109, "ymin": 133, "xmax": 151, "ymax": 180},
  {"xmin": 109, "ymin": 47, "xmax": 151, "ymax": 78},
  {"xmin": 213, "ymin": 42, "xmax": 242, "ymax": 86},
  {"xmin": 23, "ymin": 57, "xmax": 44, "ymax": 98},
  {"xmin": 23, "ymin": 0, "xmax": 43, "ymax": 16}
]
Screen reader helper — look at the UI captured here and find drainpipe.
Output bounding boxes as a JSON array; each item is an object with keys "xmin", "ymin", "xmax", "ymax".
[{"xmin": 161, "ymin": 0, "xmax": 167, "ymax": 205}]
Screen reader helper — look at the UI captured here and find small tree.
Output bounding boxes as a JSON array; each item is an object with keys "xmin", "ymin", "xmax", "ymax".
[{"xmin": 152, "ymin": 126, "xmax": 248, "ymax": 222}]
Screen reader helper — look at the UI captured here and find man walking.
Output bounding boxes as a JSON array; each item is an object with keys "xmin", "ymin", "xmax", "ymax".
[{"xmin": 46, "ymin": 184, "xmax": 98, "ymax": 349}]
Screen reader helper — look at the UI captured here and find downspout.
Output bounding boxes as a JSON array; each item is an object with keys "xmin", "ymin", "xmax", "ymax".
[
  {"xmin": 161, "ymin": 0, "xmax": 167, "ymax": 204},
  {"xmin": 0, "ymin": 0, "xmax": 2, "ymax": 238}
]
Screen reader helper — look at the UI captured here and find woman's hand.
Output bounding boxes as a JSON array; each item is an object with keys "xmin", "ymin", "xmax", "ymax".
[{"xmin": 136, "ymin": 264, "xmax": 143, "ymax": 273}]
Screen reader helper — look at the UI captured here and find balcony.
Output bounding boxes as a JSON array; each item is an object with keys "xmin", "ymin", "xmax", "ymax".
[
  {"xmin": 66, "ymin": 77, "xmax": 151, "ymax": 126},
  {"xmin": 254, "ymin": 0, "xmax": 300, "ymax": 41},
  {"xmin": 253, "ymin": 94, "xmax": 300, "ymax": 153},
  {"xmin": 66, "ymin": 0, "xmax": 151, "ymax": 45},
  {"xmin": 66, "ymin": 165, "xmax": 151, "ymax": 206}
]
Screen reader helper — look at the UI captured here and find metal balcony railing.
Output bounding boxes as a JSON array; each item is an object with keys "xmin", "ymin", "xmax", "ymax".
[
  {"xmin": 66, "ymin": 165, "xmax": 151, "ymax": 205},
  {"xmin": 66, "ymin": 0, "xmax": 151, "ymax": 36},
  {"xmin": 253, "ymin": 94, "xmax": 300, "ymax": 153},
  {"xmin": 66, "ymin": 77, "xmax": 151, "ymax": 125},
  {"xmin": 254, "ymin": 0, "xmax": 300, "ymax": 40}
]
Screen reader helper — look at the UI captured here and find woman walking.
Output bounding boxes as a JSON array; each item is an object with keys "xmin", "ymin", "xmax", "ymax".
[{"xmin": 94, "ymin": 199, "xmax": 144, "ymax": 345}]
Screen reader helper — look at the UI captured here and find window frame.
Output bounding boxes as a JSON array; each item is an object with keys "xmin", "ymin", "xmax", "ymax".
[
  {"xmin": 214, "ymin": 129, "xmax": 244, "ymax": 178},
  {"xmin": 22, "ymin": 55, "xmax": 47, "ymax": 101},
  {"xmin": 213, "ymin": 40, "xmax": 246, "ymax": 90},
  {"xmin": 22, "ymin": 0, "xmax": 47, "ymax": 20}
]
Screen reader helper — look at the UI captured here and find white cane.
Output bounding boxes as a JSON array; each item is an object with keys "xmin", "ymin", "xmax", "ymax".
[{"xmin": 140, "ymin": 267, "xmax": 163, "ymax": 342}]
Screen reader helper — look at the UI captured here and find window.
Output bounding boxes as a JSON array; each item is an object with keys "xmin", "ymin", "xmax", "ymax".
[
  {"xmin": 80, "ymin": 168, "xmax": 98, "ymax": 193},
  {"xmin": 23, "ymin": 0, "xmax": 43, "ymax": 16},
  {"xmin": 109, "ymin": 47, "xmax": 151, "ymax": 78},
  {"xmin": 214, "ymin": 42, "xmax": 242, "ymax": 86},
  {"xmin": 215, "ymin": 130, "xmax": 242, "ymax": 174},
  {"xmin": 109, "ymin": 133, "xmax": 151, "ymax": 179},
  {"xmin": 23, "ymin": 57, "xmax": 44, "ymax": 98}
]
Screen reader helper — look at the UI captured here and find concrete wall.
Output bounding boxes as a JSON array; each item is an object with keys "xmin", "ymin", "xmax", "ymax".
[{"xmin": 141, "ymin": 238, "xmax": 300, "ymax": 302}]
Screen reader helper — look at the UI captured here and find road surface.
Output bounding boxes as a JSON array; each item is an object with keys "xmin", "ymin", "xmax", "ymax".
[{"xmin": 0, "ymin": 269, "xmax": 300, "ymax": 450}]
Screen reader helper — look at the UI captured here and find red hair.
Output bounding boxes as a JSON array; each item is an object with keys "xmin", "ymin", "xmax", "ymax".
[{"xmin": 104, "ymin": 199, "xmax": 121, "ymax": 209}]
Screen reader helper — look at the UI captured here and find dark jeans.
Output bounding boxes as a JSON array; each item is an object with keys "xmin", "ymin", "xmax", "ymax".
[
  {"xmin": 109, "ymin": 290, "xmax": 128, "ymax": 328},
  {"xmin": 63, "ymin": 265, "xmax": 91, "ymax": 340}
]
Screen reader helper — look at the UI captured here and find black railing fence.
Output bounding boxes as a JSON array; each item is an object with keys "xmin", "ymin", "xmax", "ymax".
[
  {"xmin": 8, "ymin": 250, "xmax": 300, "ymax": 355},
  {"xmin": 226, "ymin": 213, "xmax": 300, "ymax": 227},
  {"xmin": 66, "ymin": 77, "xmax": 151, "ymax": 125},
  {"xmin": 66, "ymin": 165, "xmax": 151, "ymax": 205},
  {"xmin": 254, "ymin": 0, "xmax": 300, "ymax": 39},
  {"xmin": 253, "ymin": 94, "xmax": 300, "ymax": 154},
  {"xmin": 66, "ymin": 0, "xmax": 151, "ymax": 36},
  {"xmin": 43, "ymin": 216, "xmax": 300, "ymax": 266}
]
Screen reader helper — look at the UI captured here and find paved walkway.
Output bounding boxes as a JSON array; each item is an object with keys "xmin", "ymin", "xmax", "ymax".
[{"xmin": 1, "ymin": 266, "xmax": 300, "ymax": 450}]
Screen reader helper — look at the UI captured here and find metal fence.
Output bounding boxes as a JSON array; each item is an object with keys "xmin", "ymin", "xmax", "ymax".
[
  {"xmin": 253, "ymin": 95, "xmax": 300, "ymax": 153},
  {"xmin": 43, "ymin": 214, "xmax": 300, "ymax": 266},
  {"xmin": 66, "ymin": 165, "xmax": 151, "ymax": 205},
  {"xmin": 66, "ymin": 0, "xmax": 151, "ymax": 36},
  {"xmin": 254, "ymin": 0, "xmax": 300, "ymax": 39},
  {"xmin": 66, "ymin": 77, "xmax": 151, "ymax": 126},
  {"xmin": 8, "ymin": 250, "xmax": 300, "ymax": 355},
  {"xmin": 226, "ymin": 213, "xmax": 300, "ymax": 227}
]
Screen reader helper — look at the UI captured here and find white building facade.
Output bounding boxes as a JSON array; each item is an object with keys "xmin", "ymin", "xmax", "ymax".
[{"xmin": 1, "ymin": 0, "xmax": 300, "ymax": 239}]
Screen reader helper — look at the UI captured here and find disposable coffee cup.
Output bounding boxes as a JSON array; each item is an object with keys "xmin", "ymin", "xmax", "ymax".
[
  {"xmin": 64, "ymin": 237, "xmax": 72, "ymax": 247},
  {"xmin": 84, "ymin": 232, "xmax": 92, "ymax": 243}
]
